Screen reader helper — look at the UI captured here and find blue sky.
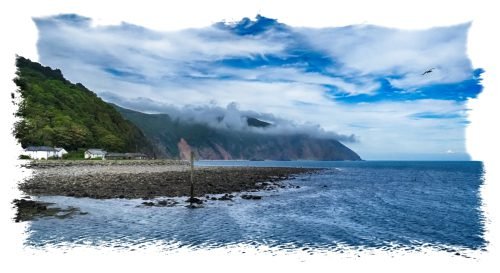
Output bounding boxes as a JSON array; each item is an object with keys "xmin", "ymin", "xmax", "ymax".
[{"xmin": 33, "ymin": 14, "xmax": 482, "ymax": 160}]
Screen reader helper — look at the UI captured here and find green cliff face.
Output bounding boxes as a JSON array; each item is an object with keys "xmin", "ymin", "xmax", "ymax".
[{"xmin": 12, "ymin": 56, "xmax": 154, "ymax": 154}]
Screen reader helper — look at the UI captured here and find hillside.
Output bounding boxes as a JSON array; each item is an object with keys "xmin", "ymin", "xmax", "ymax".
[
  {"xmin": 12, "ymin": 56, "xmax": 155, "ymax": 154},
  {"xmin": 114, "ymin": 105, "xmax": 362, "ymax": 161}
]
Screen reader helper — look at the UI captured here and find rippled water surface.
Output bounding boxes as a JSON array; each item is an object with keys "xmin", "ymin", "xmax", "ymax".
[{"xmin": 26, "ymin": 161, "xmax": 486, "ymax": 251}]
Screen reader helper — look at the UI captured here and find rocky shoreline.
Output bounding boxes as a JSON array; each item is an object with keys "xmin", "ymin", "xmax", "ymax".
[
  {"xmin": 12, "ymin": 198, "xmax": 86, "ymax": 222},
  {"xmin": 19, "ymin": 160, "xmax": 318, "ymax": 200}
]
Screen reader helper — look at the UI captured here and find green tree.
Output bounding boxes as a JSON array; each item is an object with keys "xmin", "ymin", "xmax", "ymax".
[{"xmin": 12, "ymin": 56, "xmax": 154, "ymax": 154}]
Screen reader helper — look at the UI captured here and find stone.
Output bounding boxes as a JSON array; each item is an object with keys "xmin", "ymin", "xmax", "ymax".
[
  {"xmin": 186, "ymin": 197, "xmax": 203, "ymax": 204},
  {"xmin": 218, "ymin": 194, "xmax": 233, "ymax": 201},
  {"xmin": 241, "ymin": 194, "xmax": 262, "ymax": 200},
  {"xmin": 157, "ymin": 200, "xmax": 168, "ymax": 206},
  {"xmin": 186, "ymin": 203, "xmax": 204, "ymax": 209}
]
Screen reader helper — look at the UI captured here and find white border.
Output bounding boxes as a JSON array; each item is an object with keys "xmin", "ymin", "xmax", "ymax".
[{"xmin": 1, "ymin": 0, "xmax": 498, "ymax": 272}]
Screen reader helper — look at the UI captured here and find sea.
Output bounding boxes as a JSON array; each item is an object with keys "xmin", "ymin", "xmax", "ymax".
[{"xmin": 24, "ymin": 161, "xmax": 486, "ymax": 253}]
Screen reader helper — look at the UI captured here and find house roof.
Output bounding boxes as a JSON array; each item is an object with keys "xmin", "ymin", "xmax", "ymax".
[
  {"xmin": 86, "ymin": 149, "xmax": 106, "ymax": 155},
  {"xmin": 25, "ymin": 146, "xmax": 56, "ymax": 152},
  {"xmin": 125, "ymin": 153, "xmax": 148, "ymax": 157},
  {"xmin": 54, "ymin": 147, "xmax": 67, "ymax": 152},
  {"xmin": 106, "ymin": 152, "xmax": 148, "ymax": 157},
  {"xmin": 106, "ymin": 152, "xmax": 126, "ymax": 157}
]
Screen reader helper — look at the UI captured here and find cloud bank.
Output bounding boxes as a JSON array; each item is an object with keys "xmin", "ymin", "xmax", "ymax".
[{"xmin": 102, "ymin": 92, "xmax": 357, "ymax": 142}]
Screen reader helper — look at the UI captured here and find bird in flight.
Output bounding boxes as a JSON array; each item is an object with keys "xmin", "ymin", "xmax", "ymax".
[{"xmin": 422, "ymin": 68, "xmax": 435, "ymax": 75}]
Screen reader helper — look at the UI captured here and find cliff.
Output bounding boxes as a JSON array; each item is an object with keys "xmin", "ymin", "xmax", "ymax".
[
  {"xmin": 12, "ymin": 56, "xmax": 155, "ymax": 154},
  {"xmin": 114, "ymin": 105, "xmax": 361, "ymax": 161}
]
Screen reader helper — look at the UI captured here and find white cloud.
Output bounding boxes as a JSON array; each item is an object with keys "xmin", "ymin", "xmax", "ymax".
[
  {"xmin": 210, "ymin": 66, "xmax": 380, "ymax": 95},
  {"xmin": 269, "ymin": 98, "xmax": 469, "ymax": 158},
  {"xmin": 300, "ymin": 24, "xmax": 473, "ymax": 89},
  {"xmin": 36, "ymin": 16, "xmax": 288, "ymax": 81},
  {"xmin": 33, "ymin": 15, "xmax": 475, "ymax": 159}
]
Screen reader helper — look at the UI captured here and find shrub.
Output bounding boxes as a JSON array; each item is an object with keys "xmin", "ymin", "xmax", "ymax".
[{"xmin": 63, "ymin": 150, "xmax": 85, "ymax": 160}]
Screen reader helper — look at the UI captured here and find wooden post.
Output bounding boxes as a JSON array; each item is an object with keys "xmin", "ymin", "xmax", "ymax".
[{"xmin": 190, "ymin": 151, "xmax": 195, "ymax": 206}]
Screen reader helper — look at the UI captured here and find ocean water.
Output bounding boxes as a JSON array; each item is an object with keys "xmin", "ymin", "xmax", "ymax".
[{"xmin": 24, "ymin": 161, "xmax": 486, "ymax": 252}]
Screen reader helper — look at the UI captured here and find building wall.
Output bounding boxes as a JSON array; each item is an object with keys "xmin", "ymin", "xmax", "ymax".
[
  {"xmin": 24, "ymin": 151, "xmax": 52, "ymax": 159},
  {"xmin": 85, "ymin": 152, "xmax": 104, "ymax": 159},
  {"xmin": 23, "ymin": 149, "xmax": 67, "ymax": 159},
  {"xmin": 55, "ymin": 150, "xmax": 68, "ymax": 158}
]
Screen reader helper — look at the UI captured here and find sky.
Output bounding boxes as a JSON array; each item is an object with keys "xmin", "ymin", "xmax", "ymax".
[{"xmin": 33, "ymin": 14, "xmax": 483, "ymax": 160}]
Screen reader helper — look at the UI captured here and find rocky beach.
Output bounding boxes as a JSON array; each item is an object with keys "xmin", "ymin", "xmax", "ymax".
[{"xmin": 19, "ymin": 160, "xmax": 318, "ymax": 200}]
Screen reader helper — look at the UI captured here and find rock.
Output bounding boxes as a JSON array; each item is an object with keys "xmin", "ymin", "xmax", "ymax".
[
  {"xmin": 13, "ymin": 198, "xmax": 83, "ymax": 221},
  {"xmin": 218, "ymin": 194, "xmax": 233, "ymax": 201},
  {"xmin": 13, "ymin": 199, "xmax": 47, "ymax": 212},
  {"xmin": 186, "ymin": 203, "xmax": 204, "ymax": 209},
  {"xmin": 142, "ymin": 199, "xmax": 178, "ymax": 207},
  {"xmin": 241, "ymin": 194, "xmax": 262, "ymax": 200},
  {"xmin": 186, "ymin": 197, "xmax": 203, "ymax": 204}
]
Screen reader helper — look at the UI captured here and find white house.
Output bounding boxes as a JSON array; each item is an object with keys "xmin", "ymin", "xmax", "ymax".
[
  {"xmin": 54, "ymin": 147, "xmax": 68, "ymax": 158},
  {"xmin": 85, "ymin": 149, "xmax": 106, "ymax": 159},
  {"xmin": 23, "ymin": 146, "xmax": 55, "ymax": 159},
  {"xmin": 23, "ymin": 146, "xmax": 68, "ymax": 159}
]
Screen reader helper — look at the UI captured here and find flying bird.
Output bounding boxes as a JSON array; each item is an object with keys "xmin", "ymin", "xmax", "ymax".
[{"xmin": 421, "ymin": 68, "xmax": 435, "ymax": 75}]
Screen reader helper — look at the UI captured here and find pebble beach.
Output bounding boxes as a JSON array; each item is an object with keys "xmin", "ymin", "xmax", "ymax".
[{"xmin": 19, "ymin": 160, "xmax": 317, "ymax": 199}]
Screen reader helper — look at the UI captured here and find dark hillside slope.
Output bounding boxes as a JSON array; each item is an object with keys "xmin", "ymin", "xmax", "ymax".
[
  {"xmin": 13, "ymin": 56, "xmax": 154, "ymax": 154},
  {"xmin": 115, "ymin": 105, "xmax": 361, "ymax": 161}
]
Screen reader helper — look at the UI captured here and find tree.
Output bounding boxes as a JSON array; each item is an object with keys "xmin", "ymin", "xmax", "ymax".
[{"xmin": 12, "ymin": 56, "xmax": 154, "ymax": 154}]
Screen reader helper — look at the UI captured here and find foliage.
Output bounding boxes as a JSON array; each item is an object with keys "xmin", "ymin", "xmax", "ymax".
[
  {"xmin": 18, "ymin": 155, "xmax": 31, "ymax": 160},
  {"xmin": 62, "ymin": 149, "xmax": 85, "ymax": 160},
  {"xmin": 13, "ymin": 56, "xmax": 154, "ymax": 154}
]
